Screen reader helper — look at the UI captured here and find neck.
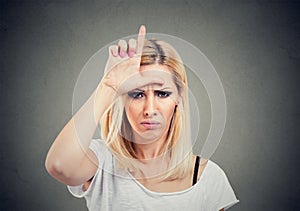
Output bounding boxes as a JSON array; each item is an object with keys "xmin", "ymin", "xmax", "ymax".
[
  {"xmin": 133, "ymin": 139, "xmax": 165, "ymax": 160},
  {"xmin": 130, "ymin": 132, "xmax": 172, "ymax": 179},
  {"xmin": 131, "ymin": 138, "xmax": 171, "ymax": 180},
  {"xmin": 132, "ymin": 134, "xmax": 168, "ymax": 160}
]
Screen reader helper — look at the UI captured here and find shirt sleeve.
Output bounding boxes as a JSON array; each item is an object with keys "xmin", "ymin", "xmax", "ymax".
[
  {"xmin": 215, "ymin": 164, "xmax": 239, "ymax": 210},
  {"xmin": 67, "ymin": 139, "xmax": 112, "ymax": 198}
]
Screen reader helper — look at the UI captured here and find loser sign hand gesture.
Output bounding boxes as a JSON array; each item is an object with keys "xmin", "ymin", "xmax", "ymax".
[{"xmin": 101, "ymin": 25, "xmax": 164, "ymax": 95}]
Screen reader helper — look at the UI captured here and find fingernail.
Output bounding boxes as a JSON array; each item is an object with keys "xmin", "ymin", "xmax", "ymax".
[
  {"xmin": 128, "ymin": 51, "xmax": 134, "ymax": 58},
  {"xmin": 120, "ymin": 51, "xmax": 126, "ymax": 58},
  {"xmin": 112, "ymin": 50, "xmax": 118, "ymax": 57}
]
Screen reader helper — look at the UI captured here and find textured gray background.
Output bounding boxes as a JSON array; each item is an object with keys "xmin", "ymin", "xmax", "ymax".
[{"xmin": 1, "ymin": 0, "xmax": 299, "ymax": 210}]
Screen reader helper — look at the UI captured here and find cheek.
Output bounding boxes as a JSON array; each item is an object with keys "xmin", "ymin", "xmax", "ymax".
[
  {"xmin": 162, "ymin": 102, "xmax": 177, "ymax": 122},
  {"xmin": 125, "ymin": 102, "xmax": 140, "ymax": 124}
]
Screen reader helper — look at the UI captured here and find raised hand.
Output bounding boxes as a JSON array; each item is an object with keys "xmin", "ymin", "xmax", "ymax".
[{"xmin": 101, "ymin": 25, "xmax": 164, "ymax": 95}]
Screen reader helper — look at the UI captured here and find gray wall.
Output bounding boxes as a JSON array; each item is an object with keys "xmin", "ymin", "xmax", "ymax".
[{"xmin": 1, "ymin": 0, "xmax": 299, "ymax": 210}]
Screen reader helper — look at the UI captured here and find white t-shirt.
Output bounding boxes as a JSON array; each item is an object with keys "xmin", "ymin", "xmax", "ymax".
[{"xmin": 68, "ymin": 139, "xmax": 239, "ymax": 211}]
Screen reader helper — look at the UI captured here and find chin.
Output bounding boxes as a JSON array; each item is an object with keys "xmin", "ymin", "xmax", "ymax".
[{"xmin": 133, "ymin": 130, "xmax": 165, "ymax": 144}]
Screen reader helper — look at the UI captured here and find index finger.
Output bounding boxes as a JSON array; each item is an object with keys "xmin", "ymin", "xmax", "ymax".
[{"xmin": 136, "ymin": 25, "xmax": 146, "ymax": 55}]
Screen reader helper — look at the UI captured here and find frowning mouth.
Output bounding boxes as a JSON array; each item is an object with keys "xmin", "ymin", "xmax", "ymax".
[{"xmin": 140, "ymin": 121, "xmax": 160, "ymax": 129}]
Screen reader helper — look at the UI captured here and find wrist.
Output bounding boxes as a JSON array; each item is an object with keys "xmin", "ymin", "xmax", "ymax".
[{"xmin": 93, "ymin": 82, "xmax": 116, "ymax": 119}]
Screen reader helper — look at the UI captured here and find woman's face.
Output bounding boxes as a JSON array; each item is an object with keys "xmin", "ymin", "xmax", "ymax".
[{"xmin": 124, "ymin": 64, "xmax": 180, "ymax": 144}]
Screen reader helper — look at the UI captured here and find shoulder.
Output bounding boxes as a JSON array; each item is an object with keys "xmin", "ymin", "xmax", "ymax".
[
  {"xmin": 89, "ymin": 139, "xmax": 111, "ymax": 157},
  {"xmin": 200, "ymin": 159, "xmax": 231, "ymax": 188},
  {"xmin": 68, "ymin": 139, "xmax": 114, "ymax": 197},
  {"xmin": 90, "ymin": 138, "xmax": 107, "ymax": 150},
  {"xmin": 87, "ymin": 139, "xmax": 114, "ymax": 171},
  {"xmin": 201, "ymin": 160, "xmax": 239, "ymax": 210},
  {"xmin": 206, "ymin": 160, "xmax": 226, "ymax": 176},
  {"xmin": 204, "ymin": 160, "xmax": 237, "ymax": 195}
]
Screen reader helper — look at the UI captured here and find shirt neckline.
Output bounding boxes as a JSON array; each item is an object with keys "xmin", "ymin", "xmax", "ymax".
[{"xmin": 127, "ymin": 160, "xmax": 211, "ymax": 196}]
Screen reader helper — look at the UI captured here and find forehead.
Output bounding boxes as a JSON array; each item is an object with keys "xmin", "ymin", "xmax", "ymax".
[
  {"xmin": 139, "ymin": 64, "xmax": 172, "ymax": 73},
  {"xmin": 139, "ymin": 64, "xmax": 176, "ymax": 89}
]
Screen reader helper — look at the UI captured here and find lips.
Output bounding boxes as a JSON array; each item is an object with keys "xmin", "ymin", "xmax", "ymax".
[{"xmin": 140, "ymin": 121, "xmax": 160, "ymax": 129}]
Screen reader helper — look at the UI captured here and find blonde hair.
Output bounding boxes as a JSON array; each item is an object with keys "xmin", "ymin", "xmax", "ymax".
[{"xmin": 101, "ymin": 39, "xmax": 193, "ymax": 180}]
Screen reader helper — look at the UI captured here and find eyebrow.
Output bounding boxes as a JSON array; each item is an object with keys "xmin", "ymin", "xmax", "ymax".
[
  {"xmin": 132, "ymin": 87, "xmax": 173, "ymax": 92},
  {"xmin": 131, "ymin": 89, "xmax": 145, "ymax": 92},
  {"xmin": 158, "ymin": 87, "xmax": 173, "ymax": 90}
]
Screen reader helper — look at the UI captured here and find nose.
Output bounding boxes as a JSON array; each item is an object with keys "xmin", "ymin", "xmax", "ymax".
[{"xmin": 143, "ymin": 93, "xmax": 157, "ymax": 117}]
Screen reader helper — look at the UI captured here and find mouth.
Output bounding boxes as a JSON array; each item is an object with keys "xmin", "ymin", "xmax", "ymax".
[{"xmin": 140, "ymin": 121, "xmax": 160, "ymax": 129}]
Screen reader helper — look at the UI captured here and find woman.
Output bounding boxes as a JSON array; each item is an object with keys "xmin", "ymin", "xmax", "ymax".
[{"xmin": 45, "ymin": 25, "xmax": 238, "ymax": 210}]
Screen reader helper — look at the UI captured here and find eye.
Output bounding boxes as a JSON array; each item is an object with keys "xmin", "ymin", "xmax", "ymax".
[
  {"xmin": 155, "ymin": 91, "xmax": 172, "ymax": 98},
  {"xmin": 128, "ymin": 91, "xmax": 144, "ymax": 99}
]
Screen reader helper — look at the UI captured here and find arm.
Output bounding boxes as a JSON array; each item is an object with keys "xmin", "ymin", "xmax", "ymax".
[
  {"xmin": 45, "ymin": 83, "xmax": 115, "ymax": 186},
  {"xmin": 45, "ymin": 26, "xmax": 147, "ymax": 186}
]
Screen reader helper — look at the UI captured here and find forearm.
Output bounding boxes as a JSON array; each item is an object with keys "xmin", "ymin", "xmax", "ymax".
[{"xmin": 45, "ymin": 83, "xmax": 115, "ymax": 178}]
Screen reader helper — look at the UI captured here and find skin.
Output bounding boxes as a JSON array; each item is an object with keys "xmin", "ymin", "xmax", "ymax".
[
  {"xmin": 124, "ymin": 64, "xmax": 179, "ymax": 159},
  {"xmin": 45, "ymin": 25, "xmax": 222, "ymax": 210}
]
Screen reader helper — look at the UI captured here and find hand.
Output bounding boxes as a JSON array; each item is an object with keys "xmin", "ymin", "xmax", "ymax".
[{"xmin": 101, "ymin": 25, "xmax": 164, "ymax": 95}]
